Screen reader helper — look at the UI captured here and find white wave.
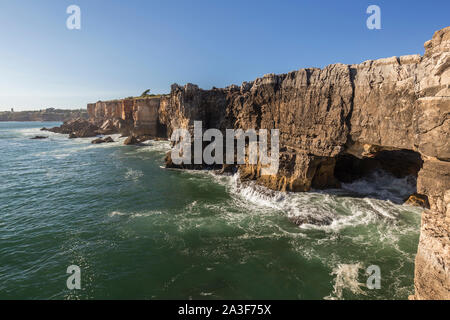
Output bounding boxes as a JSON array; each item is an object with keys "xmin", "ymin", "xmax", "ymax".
[
  {"xmin": 130, "ymin": 211, "xmax": 162, "ymax": 218},
  {"xmin": 124, "ymin": 168, "xmax": 143, "ymax": 181},
  {"xmin": 32, "ymin": 133, "xmax": 124, "ymax": 159},
  {"xmin": 341, "ymin": 169, "xmax": 416, "ymax": 204},
  {"xmin": 200, "ymin": 292, "xmax": 213, "ymax": 296},
  {"xmin": 109, "ymin": 211, "xmax": 125, "ymax": 217},
  {"xmin": 203, "ymin": 170, "xmax": 422, "ymax": 233},
  {"xmin": 134, "ymin": 140, "xmax": 171, "ymax": 153},
  {"xmin": 324, "ymin": 263, "xmax": 367, "ymax": 300},
  {"xmin": 108, "ymin": 210, "xmax": 162, "ymax": 218}
]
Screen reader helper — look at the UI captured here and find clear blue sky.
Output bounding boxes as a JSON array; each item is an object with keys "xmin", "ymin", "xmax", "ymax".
[{"xmin": 0, "ymin": 0, "xmax": 448, "ymax": 111}]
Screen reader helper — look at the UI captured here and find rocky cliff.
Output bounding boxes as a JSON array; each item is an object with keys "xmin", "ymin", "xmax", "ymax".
[
  {"xmin": 83, "ymin": 27, "xmax": 449, "ymax": 299},
  {"xmin": 157, "ymin": 27, "xmax": 450, "ymax": 300},
  {"xmin": 87, "ymin": 96, "xmax": 165, "ymax": 137}
]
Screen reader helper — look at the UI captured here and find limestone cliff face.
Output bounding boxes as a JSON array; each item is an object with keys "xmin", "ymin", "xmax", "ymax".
[
  {"xmin": 85, "ymin": 27, "xmax": 449, "ymax": 299},
  {"xmin": 157, "ymin": 27, "xmax": 449, "ymax": 299},
  {"xmin": 87, "ymin": 97, "xmax": 163, "ymax": 136},
  {"xmin": 349, "ymin": 28, "xmax": 449, "ymax": 300}
]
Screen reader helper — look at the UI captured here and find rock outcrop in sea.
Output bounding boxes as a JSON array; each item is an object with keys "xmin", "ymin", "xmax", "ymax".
[{"xmin": 51, "ymin": 27, "xmax": 450, "ymax": 300}]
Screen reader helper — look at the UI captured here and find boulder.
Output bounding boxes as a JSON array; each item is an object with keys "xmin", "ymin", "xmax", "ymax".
[
  {"xmin": 124, "ymin": 136, "xmax": 138, "ymax": 145},
  {"xmin": 46, "ymin": 118, "xmax": 100, "ymax": 138},
  {"xmin": 91, "ymin": 138, "xmax": 106, "ymax": 144},
  {"xmin": 91, "ymin": 136, "xmax": 114, "ymax": 144},
  {"xmin": 404, "ymin": 193, "xmax": 430, "ymax": 208}
]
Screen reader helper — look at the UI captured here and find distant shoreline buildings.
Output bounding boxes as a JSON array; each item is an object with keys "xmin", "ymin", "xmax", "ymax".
[{"xmin": 0, "ymin": 108, "xmax": 88, "ymax": 122}]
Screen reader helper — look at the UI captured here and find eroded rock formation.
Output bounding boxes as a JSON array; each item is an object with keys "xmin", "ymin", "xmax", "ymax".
[
  {"xmin": 156, "ymin": 27, "xmax": 450, "ymax": 300},
  {"xmin": 87, "ymin": 97, "xmax": 165, "ymax": 137},
  {"xmin": 74, "ymin": 26, "xmax": 449, "ymax": 299},
  {"xmin": 44, "ymin": 118, "xmax": 100, "ymax": 138}
]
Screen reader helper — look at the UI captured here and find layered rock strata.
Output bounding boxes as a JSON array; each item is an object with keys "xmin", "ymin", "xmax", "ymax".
[
  {"xmin": 156, "ymin": 27, "xmax": 449, "ymax": 300},
  {"xmin": 87, "ymin": 97, "xmax": 165, "ymax": 137},
  {"xmin": 77, "ymin": 27, "xmax": 449, "ymax": 299}
]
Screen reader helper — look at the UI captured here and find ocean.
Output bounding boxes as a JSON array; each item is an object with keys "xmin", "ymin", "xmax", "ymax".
[{"xmin": 0, "ymin": 121, "xmax": 422, "ymax": 300}]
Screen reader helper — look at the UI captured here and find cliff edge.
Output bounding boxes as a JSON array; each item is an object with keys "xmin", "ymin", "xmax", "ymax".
[{"xmin": 85, "ymin": 27, "xmax": 449, "ymax": 299}]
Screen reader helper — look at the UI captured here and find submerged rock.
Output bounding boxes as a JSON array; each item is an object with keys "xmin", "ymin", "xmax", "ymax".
[
  {"xmin": 124, "ymin": 136, "xmax": 138, "ymax": 145},
  {"xmin": 91, "ymin": 136, "xmax": 114, "ymax": 144},
  {"xmin": 404, "ymin": 193, "xmax": 430, "ymax": 209},
  {"xmin": 91, "ymin": 137, "xmax": 105, "ymax": 144},
  {"xmin": 46, "ymin": 118, "xmax": 100, "ymax": 138},
  {"xmin": 289, "ymin": 215, "xmax": 333, "ymax": 227},
  {"xmin": 30, "ymin": 136, "xmax": 48, "ymax": 140}
]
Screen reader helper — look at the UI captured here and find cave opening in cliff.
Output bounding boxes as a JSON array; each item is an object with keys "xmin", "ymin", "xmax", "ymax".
[{"xmin": 333, "ymin": 149, "xmax": 427, "ymax": 205}]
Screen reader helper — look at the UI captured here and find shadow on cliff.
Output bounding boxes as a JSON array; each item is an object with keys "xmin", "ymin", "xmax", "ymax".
[{"xmin": 324, "ymin": 149, "xmax": 425, "ymax": 205}]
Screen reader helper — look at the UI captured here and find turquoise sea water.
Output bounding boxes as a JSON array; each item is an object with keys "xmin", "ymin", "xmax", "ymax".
[{"xmin": 0, "ymin": 122, "xmax": 422, "ymax": 300}]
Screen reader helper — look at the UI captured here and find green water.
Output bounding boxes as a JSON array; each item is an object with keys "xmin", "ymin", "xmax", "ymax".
[{"xmin": 0, "ymin": 122, "xmax": 422, "ymax": 300}]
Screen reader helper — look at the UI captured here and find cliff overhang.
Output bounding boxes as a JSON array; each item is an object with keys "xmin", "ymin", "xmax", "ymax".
[{"xmin": 83, "ymin": 27, "xmax": 449, "ymax": 300}]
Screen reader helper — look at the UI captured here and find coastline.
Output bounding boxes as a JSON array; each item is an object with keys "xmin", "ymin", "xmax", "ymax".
[{"xmin": 36, "ymin": 26, "xmax": 450, "ymax": 299}]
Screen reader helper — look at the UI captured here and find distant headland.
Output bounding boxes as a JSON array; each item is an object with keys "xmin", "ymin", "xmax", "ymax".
[{"xmin": 0, "ymin": 108, "xmax": 88, "ymax": 122}]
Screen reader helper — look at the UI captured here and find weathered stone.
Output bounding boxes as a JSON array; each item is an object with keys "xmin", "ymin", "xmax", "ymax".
[
  {"xmin": 47, "ymin": 119, "xmax": 100, "ymax": 138},
  {"xmin": 405, "ymin": 193, "xmax": 430, "ymax": 209},
  {"xmin": 156, "ymin": 27, "xmax": 450, "ymax": 300},
  {"xmin": 64, "ymin": 26, "xmax": 450, "ymax": 300},
  {"xmin": 91, "ymin": 136, "xmax": 114, "ymax": 144},
  {"xmin": 88, "ymin": 96, "xmax": 166, "ymax": 137},
  {"xmin": 123, "ymin": 135, "xmax": 139, "ymax": 145},
  {"xmin": 91, "ymin": 137, "xmax": 106, "ymax": 144}
]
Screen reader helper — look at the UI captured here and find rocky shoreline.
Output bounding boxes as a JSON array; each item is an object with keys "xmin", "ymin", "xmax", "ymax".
[
  {"xmin": 46, "ymin": 27, "xmax": 449, "ymax": 299},
  {"xmin": 0, "ymin": 108, "xmax": 87, "ymax": 122}
]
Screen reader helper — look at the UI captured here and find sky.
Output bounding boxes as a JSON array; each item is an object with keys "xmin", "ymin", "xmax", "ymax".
[{"xmin": 0, "ymin": 0, "xmax": 448, "ymax": 111}]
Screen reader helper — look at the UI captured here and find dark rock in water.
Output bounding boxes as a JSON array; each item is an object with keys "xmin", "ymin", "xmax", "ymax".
[
  {"xmin": 30, "ymin": 136, "xmax": 48, "ymax": 140},
  {"xmin": 68, "ymin": 133, "xmax": 77, "ymax": 139},
  {"xmin": 124, "ymin": 136, "xmax": 138, "ymax": 145},
  {"xmin": 74, "ymin": 124, "xmax": 100, "ymax": 138},
  {"xmin": 136, "ymin": 135, "xmax": 152, "ymax": 143},
  {"xmin": 404, "ymin": 193, "xmax": 430, "ymax": 209},
  {"xmin": 289, "ymin": 215, "xmax": 333, "ymax": 227},
  {"xmin": 91, "ymin": 138, "xmax": 106, "ymax": 144},
  {"xmin": 220, "ymin": 164, "xmax": 237, "ymax": 174},
  {"xmin": 40, "ymin": 127, "xmax": 48, "ymax": 131},
  {"xmin": 91, "ymin": 136, "xmax": 114, "ymax": 144},
  {"xmin": 47, "ymin": 118, "xmax": 100, "ymax": 138}
]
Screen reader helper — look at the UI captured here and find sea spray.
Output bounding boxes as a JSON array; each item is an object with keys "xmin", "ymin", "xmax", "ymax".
[{"xmin": 325, "ymin": 263, "xmax": 367, "ymax": 300}]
